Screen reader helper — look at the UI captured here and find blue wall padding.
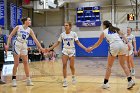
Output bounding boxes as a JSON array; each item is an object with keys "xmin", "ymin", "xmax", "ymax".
[{"xmin": 75, "ymin": 37, "xmax": 140, "ymax": 57}]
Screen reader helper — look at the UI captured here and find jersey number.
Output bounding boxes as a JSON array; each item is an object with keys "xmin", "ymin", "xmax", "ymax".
[
  {"xmin": 67, "ymin": 42, "xmax": 70, "ymax": 46},
  {"xmin": 22, "ymin": 34, "xmax": 26, "ymax": 39}
]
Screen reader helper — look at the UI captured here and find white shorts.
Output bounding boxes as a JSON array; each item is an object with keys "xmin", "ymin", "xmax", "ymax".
[
  {"xmin": 109, "ymin": 41, "xmax": 126, "ymax": 57},
  {"xmin": 13, "ymin": 40, "xmax": 28, "ymax": 55},
  {"xmin": 62, "ymin": 48, "xmax": 75, "ymax": 57}
]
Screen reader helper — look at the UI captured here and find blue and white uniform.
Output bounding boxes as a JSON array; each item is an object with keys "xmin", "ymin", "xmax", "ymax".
[
  {"xmin": 58, "ymin": 31, "xmax": 78, "ymax": 57},
  {"xmin": 103, "ymin": 28, "xmax": 126, "ymax": 56},
  {"xmin": 13, "ymin": 25, "xmax": 31, "ymax": 55},
  {"xmin": 125, "ymin": 34, "xmax": 136, "ymax": 56}
]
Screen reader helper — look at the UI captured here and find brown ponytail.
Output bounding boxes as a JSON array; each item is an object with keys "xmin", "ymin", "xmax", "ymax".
[{"xmin": 103, "ymin": 20, "xmax": 120, "ymax": 33}]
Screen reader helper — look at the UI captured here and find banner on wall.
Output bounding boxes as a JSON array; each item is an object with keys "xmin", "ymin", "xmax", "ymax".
[
  {"xmin": 0, "ymin": 0, "xmax": 4, "ymax": 27},
  {"xmin": 10, "ymin": 3, "xmax": 17, "ymax": 28},
  {"xmin": 17, "ymin": 7, "xmax": 22, "ymax": 25},
  {"xmin": 27, "ymin": 36, "xmax": 36, "ymax": 46},
  {"xmin": 10, "ymin": 3, "xmax": 23, "ymax": 28}
]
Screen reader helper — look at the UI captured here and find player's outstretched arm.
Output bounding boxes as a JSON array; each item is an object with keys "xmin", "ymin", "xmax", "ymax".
[
  {"xmin": 86, "ymin": 32, "xmax": 104, "ymax": 52},
  {"xmin": 75, "ymin": 40, "xmax": 87, "ymax": 51},
  {"xmin": 30, "ymin": 29, "xmax": 44, "ymax": 52},
  {"xmin": 46, "ymin": 41, "xmax": 61, "ymax": 52},
  {"xmin": 6, "ymin": 26, "xmax": 19, "ymax": 51}
]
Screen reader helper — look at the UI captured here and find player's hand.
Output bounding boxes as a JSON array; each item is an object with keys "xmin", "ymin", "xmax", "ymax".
[
  {"xmin": 40, "ymin": 48, "xmax": 45, "ymax": 53},
  {"xmin": 134, "ymin": 50, "xmax": 137, "ymax": 56},
  {"xmin": 45, "ymin": 48, "xmax": 50, "ymax": 52},
  {"xmin": 86, "ymin": 47, "xmax": 93, "ymax": 53}
]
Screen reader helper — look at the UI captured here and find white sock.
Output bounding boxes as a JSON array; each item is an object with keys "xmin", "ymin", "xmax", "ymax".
[
  {"xmin": 132, "ymin": 68, "xmax": 135, "ymax": 70},
  {"xmin": 64, "ymin": 78, "xmax": 67, "ymax": 81},
  {"xmin": 72, "ymin": 75, "xmax": 75, "ymax": 78},
  {"xmin": 27, "ymin": 77, "xmax": 31, "ymax": 80}
]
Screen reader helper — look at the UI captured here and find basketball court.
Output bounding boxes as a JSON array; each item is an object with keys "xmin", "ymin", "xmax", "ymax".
[
  {"xmin": 0, "ymin": 57, "xmax": 140, "ymax": 93},
  {"xmin": 0, "ymin": 0, "xmax": 140, "ymax": 93}
]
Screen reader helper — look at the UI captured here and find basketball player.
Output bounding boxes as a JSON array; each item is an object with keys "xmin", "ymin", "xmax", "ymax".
[
  {"xmin": 6, "ymin": 17, "xmax": 45, "ymax": 87},
  {"xmin": 0, "ymin": 27, "xmax": 7, "ymax": 84},
  {"xmin": 46, "ymin": 22, "xmax": 87, "ymax": 87},
  {"xmin": 86, "ymin": 20, "xmax": 135, "ymax": 89},
  {"xmin": 125, "ymin": 27, "xmax": 137, "ymax": 76}
]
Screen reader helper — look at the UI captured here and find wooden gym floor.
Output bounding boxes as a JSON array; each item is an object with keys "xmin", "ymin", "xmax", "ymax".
[{"xmin": 0, "ymin": 57, "xmax": 140, "ymax": 93}]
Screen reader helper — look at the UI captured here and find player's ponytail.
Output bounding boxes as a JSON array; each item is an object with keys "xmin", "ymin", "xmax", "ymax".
[{"xmin": 103, "ymin": 20, "xmax": 120, "ymax": 33}]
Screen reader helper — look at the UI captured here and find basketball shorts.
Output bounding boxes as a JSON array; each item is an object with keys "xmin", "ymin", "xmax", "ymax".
[
  {"xmin": 13, "ymin": 40, "xmax": 28, "ymax": 55},
  {"xmin": 109, "ymin": 41, "xmax": 127, "ymax": 57},
  {"xmin": 62, "ymin": 48, "xmax": 75, "ymax": 57}
]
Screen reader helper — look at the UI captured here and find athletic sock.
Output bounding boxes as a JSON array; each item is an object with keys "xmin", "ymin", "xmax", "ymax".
[
  {"xmin": 12, "ymin": 76, "xmax": 16, "ymax": 80},
  {"xmin": 127, "ymin": 77, "xmax": 132, "ymax": 82},
  {"xmin": 104, "ymin": 79, "xmax": 108, "ymax": 84}
]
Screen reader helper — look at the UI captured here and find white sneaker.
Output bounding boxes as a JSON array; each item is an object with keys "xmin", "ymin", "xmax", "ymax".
[
  {"xmin": 26, "ymin": 79, "xmax": 34, "ymax": 86},
  {"xmin": 12, "ymin": 79, "xmax": 17, "ymax": 87},
  {"xmin": 127, "ymin": 80, "xmax": 135, "ymax": 89},
  {"xmin": 72, "ymin": 77, "xmax": 76, "ymax": 84},
  {"xmin": 102, "ymin": 83, "xmax": 110, "ymax": 89},
  {"xmin": 63, "ymin": 80, "xmax": 68, "ymax": 87},
  {"xmin": 131, "ymin": 69, "xmax": 135, "ymax": 76}
]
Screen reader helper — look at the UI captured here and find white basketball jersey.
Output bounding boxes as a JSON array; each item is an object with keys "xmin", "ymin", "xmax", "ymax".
[
  {"xmin": 103, "ymin": 28, "xmax": 122, "ymax": 44},
  {"xmin": 125, "ymin": 34, "xmax": 136, "ymax": 48},
  {"xmin": 58, "ymin": 31, "xmax": 78, "ymax": 49},
  {"xmin": 16, "ymin": 25, "xmax": 31, "ymax": 43}
]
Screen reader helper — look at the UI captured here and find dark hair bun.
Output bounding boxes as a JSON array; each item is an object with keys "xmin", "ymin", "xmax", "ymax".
[{"xmin": 21, "ymin": 17, "xmax": 29, "ymax": 24}]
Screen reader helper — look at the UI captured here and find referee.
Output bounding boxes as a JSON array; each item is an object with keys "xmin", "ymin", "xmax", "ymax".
[{"xmin": 0, "ymin": 27, "xmax": 7, "ymax": 84}]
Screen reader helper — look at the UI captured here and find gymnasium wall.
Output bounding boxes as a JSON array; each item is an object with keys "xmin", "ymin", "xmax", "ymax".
[
  {"xmin": 67, "ymin": 1, "xmax": 134, "ymax": 27},
  {"xmin": 75, "ymin": 38, "xmax": 109, "ymax": 57},
  {"xmin": 32, "ymin": 26, "xmax": 62, "ymax": 54},
  {"xmin": 46, "ymin": 9, "xmax": 64, "ymax": 26},
  {"xmin": 33, "ymin": 12, "xmax": 46, "ymax": 26}
]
